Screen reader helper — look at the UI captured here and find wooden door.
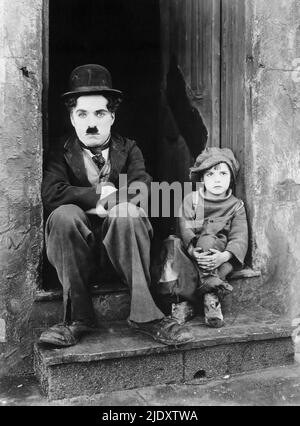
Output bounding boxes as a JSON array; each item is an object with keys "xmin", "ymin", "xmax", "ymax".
[
  {"xmin": 159, "ymin": 0, "xmax": 246, "ymax": 197},
  {"xmin": 221, "ymin": 0, "xmax": 246, "ymax": 198},
  {"xmin": 158, "ymin": 0, "xmax": 221, "ymax": 189},
  {"xmin": 160, "ymin": 0, "xmax": 221, "ymax": 150}
]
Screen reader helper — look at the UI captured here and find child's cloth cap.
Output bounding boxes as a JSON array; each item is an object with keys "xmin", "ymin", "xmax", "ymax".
[{"xmin": 190, "ymin": 147, "xmax": 240, "ymax": 180}]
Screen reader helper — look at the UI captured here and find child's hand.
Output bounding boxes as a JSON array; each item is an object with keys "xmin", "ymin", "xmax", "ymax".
[
  {"xmin": 192, "ymin": 248, "xmax": 213, "ymax": 268},
  {"xmin": 203, "ymin": 249, "xmax": 233, "ymax": 270}
]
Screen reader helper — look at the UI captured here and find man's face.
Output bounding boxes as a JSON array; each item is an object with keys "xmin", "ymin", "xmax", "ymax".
[
  {"xmin": 203, "ymin": 162, "xmax": 231, "ymax": 198},
  {"xmin": 70, "ymin": 95, "xmax": 115, "ymax": 147}
]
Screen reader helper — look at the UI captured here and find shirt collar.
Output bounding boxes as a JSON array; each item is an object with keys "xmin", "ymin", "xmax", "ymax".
[
  {"xmin": 199, "ymin": 187, "xmax": 232, "ymax": 202},
  {"xmin": 82, "ymin": 145, "xmax": 110, "ymax": 158}
]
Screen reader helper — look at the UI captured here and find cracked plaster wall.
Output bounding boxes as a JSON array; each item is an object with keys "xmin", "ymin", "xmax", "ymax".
[
  {"xmin": 245, "ymin": 0, "xmax": 300, "ymax": 318},
  {"xmin": 0, "ymin": 0, "xmax": 43, "ymax": 374}
]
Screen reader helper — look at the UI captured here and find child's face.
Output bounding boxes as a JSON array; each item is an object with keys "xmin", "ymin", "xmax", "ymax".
[{"xmin": 203, "ymin": 162, "xmax": 231, "ymax": 197}]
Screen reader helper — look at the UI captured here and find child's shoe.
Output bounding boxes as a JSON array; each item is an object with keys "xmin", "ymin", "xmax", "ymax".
[{"xmin": 204, "ymin": 293, "xmax": 224, "ymax": 328}]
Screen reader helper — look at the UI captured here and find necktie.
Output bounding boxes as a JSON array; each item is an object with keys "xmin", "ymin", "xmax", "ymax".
[
  {"xmin": 91, "ymin": 148, "xmax": 106, "ymax": 171},
  {"xmin": 79, "ymin": 137, "xmax": 111, "ymax": 171}
]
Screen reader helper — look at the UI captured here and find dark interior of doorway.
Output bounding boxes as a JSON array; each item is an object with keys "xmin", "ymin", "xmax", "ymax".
[
  {"xmin": 48, "ymin": 0, "xmax": 161, "ymax": 179},
  {"xmin": 44, "ymin": 0, "xmax": 161, "ymax": 290}
]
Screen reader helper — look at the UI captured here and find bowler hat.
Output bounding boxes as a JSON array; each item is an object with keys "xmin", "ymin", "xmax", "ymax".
[
  {"xmin": 62, "ymin": 64, "xmax": 123, "ymax": 99},
  {"xmin": 190, "ymin": 147, "xmax": 240, "ymax": 180}
]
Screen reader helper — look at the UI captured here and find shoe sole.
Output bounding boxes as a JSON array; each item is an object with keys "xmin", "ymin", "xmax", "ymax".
[
  {"xmin": 128, "ymin": 320, "xmax": 194, "ymax": 346},
  {"xmin": 38, "ymin": 325, "xmax": 96, "ymax": 348},
  {"xmin": 38, "ymin": 335, "xmax": 77, "ymax": 348},
  {"xmin": 205, "ymin": 319, "xmax": 225, "ymax": 328}
]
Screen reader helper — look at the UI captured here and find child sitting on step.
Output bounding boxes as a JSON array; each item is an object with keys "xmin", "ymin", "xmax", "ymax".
[{"xmin": 158, "ymin": 147, "xmax": 248, "ymax": 328}]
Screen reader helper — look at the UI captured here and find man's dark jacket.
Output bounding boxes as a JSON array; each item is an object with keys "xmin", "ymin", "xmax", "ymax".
[{"xmin": 42, "ymin": 133, "xmax": 152, "ymax": 217}]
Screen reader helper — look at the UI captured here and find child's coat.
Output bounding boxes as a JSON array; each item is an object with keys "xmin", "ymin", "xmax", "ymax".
[{"xmin": 157, "ymin": 186, "xmax": 248, "ymax": 302}]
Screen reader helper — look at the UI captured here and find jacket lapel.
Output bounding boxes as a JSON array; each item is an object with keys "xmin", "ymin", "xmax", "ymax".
[
  {"xmin": 64, "ymin": 136, "xmax": 91, "ymax": 187},
  {"xmin": 63, "ymin": 134, "xmax": 128, "ymax": 187},
  {"xmin": 108, "ymin": 134, "xmax": 127, "ymax": 184}
]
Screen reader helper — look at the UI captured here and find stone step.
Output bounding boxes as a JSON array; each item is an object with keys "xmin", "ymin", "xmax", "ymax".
[
  {"xmin": 31, "ymin": 268, "xmax": 262, "ymax": 329},
  {"xmin": 34, "ymin": 307, "xmax": 294, "ymax": 400},
  {"xmin": 31, "ymin": 282, "xmax": 131, "ymax": 329}
]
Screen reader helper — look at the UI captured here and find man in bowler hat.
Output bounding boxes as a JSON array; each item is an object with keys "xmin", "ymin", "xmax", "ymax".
[{"xmin": 40, "ymin": 64, "xmax": 193, "ymax": 347}]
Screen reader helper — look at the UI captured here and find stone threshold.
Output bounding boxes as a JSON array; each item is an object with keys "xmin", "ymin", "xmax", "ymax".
[
  {"xmin": 35, "ymin": 282, "xmax": 128, "ymax": 302},
  {"xmin": 35, "ymin": 267, "xmax": 261, "ymax": 303},
  {"xmin": 34, "ymin": 307, "xmax": 294, "ymax": 400},
  {"xmin": 36, "ymin": 307, "xmax": 290, "ymax": 367}
]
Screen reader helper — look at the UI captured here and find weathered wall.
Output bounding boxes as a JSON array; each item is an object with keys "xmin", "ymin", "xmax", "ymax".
[
  {"xmin": 0, "ymin": 0, "xmax": 43, "ymax": 374},
  {"xmin": 245, "ymin": 0, "xmax": 300, "ymax": 318}
]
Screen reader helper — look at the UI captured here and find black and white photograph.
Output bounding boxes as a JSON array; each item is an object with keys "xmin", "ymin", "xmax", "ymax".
[{"xmin": 0, "ymin": 0, "xmax": 300, "ymax": 409}]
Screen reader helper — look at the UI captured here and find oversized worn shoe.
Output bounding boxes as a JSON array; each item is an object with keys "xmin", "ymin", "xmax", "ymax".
[
  {"xmin": 127, "ymin": 317, "xmax": 194, "ymax": 346},
  {"xmin": 204, "ymin": 293, "xmax": 224, "ymax": 328},
  {"xmin": 39, "ymin": 322, "xmax": 95, "ymax": 347}
]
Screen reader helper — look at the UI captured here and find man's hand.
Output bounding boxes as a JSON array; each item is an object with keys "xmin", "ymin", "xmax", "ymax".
[
  {"xmin": 193, "ymin": 248, "xmax": 232, "ymax": 270},
  {"xmin": 85, "ymin": 202, "xmax": 108, "ymax": 218},
  {"xmin": 96, "ymin": 202, "xmax": 108, "ymax": 218}
]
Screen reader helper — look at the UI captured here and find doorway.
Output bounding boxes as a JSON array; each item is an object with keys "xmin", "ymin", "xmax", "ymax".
[
  {"xmin": 43, "ymin": 0, "xmax": 247, "ymax": 289},
  {"xmin": 48, "ymin": 0, "xmax": 161, "ymax": 179},
  {"xmin": 44, "ymin": 0, "xmax": 163, "ymax": 289}
]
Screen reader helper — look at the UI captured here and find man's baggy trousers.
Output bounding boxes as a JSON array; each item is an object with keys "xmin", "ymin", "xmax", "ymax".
[{"xmin": 45, "ymin": 203, "xmax": 164, "ymax": 325}]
